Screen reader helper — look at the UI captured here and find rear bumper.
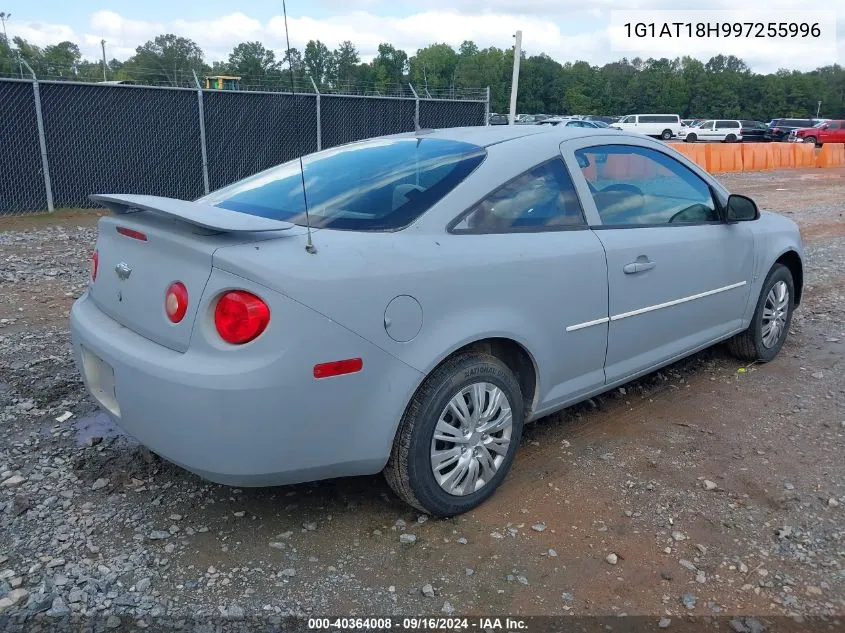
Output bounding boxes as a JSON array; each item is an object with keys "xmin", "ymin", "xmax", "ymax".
[{"xmin": 69, "ymin": 273, "xmax": 422, "ymax": 487}]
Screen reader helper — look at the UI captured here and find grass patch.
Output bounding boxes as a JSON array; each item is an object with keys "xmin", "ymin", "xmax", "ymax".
[{"xmin": 0, "ymin": 207, "xmax": 107, "ymax": 232}]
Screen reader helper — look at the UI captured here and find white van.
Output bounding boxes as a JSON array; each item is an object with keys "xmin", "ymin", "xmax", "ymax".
[
  {"xmin": 683, "ymin": 120, "xmax": 743, "ymax": 143},
  {"xmin": 611, "ymin": 114, "xmax": 681, "ymax": 140}
]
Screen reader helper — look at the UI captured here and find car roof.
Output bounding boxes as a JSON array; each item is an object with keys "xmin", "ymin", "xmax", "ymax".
[{"xmin": 398, "ymin": 125, "xmax": 626, "ymax": 148}]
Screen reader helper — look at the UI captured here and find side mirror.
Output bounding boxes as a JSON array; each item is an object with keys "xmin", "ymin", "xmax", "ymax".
[{"xmin": 725, "ymin": 194, "xmax": 759, "ymax": 222}]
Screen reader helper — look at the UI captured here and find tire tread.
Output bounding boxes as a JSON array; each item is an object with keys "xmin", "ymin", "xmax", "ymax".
[{"xmin": 384, "ymin": 351, "xmax": 516, "ymax": 515}]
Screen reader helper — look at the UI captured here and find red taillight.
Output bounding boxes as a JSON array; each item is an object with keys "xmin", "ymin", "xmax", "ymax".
[
  {"xmin": 165, "ymin": 282, "xmax": 188, "ymax": 323},
  {"xmin": 214, "ymin": 290, "xmax": 270, "ymax": 344},
  {"xmin": 91, "ymin": 250, "xmax": 99, "ymax": 282},
  {"xmin": 314, "ymin": 358, "xmax": 363, "ymax": 379},
  {"xmin": 116, "ymin": 226, "xmax": 148, "ymax": 241}
]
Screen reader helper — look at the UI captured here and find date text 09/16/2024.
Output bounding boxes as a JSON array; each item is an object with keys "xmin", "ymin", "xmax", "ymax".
[{"xmin": 307, "ymin": 617, "xmax": 528, "ymax": 630}]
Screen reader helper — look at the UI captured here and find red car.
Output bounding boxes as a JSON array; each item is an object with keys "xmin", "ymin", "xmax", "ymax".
[{"xmin": 792, "ymin": 120, "xmax": 845, "ymax": 146}]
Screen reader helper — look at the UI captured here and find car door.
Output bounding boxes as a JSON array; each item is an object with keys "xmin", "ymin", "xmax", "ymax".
[
  {"xmin": 560, "ymin": 139, "xmax": 755, "ymax": 384},
  {"xmin": 824, "ymin": 121, "xmax": 844, "ymax": 142},
  {"xmin": 448, "ymin": 157, "xmax": 610, "ymax": 412},
  {"xmin": 697, "ymin": 120, "xmax": 716, "ymax": 140}
]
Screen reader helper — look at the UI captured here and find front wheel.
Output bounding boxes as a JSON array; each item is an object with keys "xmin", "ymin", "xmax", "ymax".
[
  {"xmin": 804, "ymin": 136, "xmax": 817, "ymax": 146},
  {"xmin": 384, "ymin": 352, "xmax": 524, "ymax": 516},
  {"xmin": 685, "ymin": 133, "xmax": 697, "ymax": 143},
  {"xmin": 727, "ymin": 264, "xmax": 794, "ymax": 362},
  {"xmin": 661, "ymin": 129, "xmax": 673, "ymax": 140}
]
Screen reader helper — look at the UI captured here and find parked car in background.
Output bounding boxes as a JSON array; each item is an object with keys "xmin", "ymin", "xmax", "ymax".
[
  {"xmin": 738, "ymin": 120, "xmax": 770, "ymax": 142},
  {"xmin": 683, "ymin": 120, "xmax": 743, "ymax": 143},
  {"xmin": 583, "ymin": 115, "xmax": 620, "ymax": 125},
  {"xmin": 611, "ymin": 114, "xmax": 681, "ymax": 140},
  {"xmin": 765, "ymin": 118, "xmax": 815, "ymax": 142},
  {"xmin": 790, "ymin": 120, "xmax": 845, "ymax": 146},
  {"xmin": 489, "ymin": 114, "xmax": 509, "ymax": 125},
  {"xmin": 535, "ymin": 118, "xmax": 606, "ymax": 128},
  {"xmin": 71, "ymin": 125, "xmax": 804, "ymax": 516}
]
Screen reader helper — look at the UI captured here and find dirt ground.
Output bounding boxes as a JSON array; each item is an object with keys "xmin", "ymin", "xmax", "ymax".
[{"xmin": 0, "ymin": 169, "xmax": 843, "ymax": 627}]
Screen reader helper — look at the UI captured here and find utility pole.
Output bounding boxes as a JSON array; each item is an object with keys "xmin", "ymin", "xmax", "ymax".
[
  {"xmin": 101, "ymin": 39, "xmax": 107, "ymax": 81},
  {"xmin": 508, "ymin": 30, "xmax": 522, "ymax": 126},
  {"xmin": 0, "ymin": 11, "xmax": 9, "ymax": 43},
  {"xmin": 816, "ymin": 101, "xmax": 822, "ymax": 118}
]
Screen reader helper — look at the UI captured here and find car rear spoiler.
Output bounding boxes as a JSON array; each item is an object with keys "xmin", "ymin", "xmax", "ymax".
[{"xmin": 89, "ymin": 194, "xmax": 295, "ymax": 233}]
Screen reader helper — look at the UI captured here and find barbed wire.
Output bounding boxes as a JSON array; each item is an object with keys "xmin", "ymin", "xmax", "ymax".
[{"xmin": 0, "ymin": 56, "xmax": 487, "ymax": 100}]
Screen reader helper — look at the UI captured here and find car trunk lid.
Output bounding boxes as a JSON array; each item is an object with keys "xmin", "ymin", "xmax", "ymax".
[{"xmin": 88, "ymin": 194, "xmax": 297, "ymax": 353}]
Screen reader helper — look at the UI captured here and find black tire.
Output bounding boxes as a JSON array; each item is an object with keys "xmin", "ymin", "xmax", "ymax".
[
  {"xmin": 384, "ymin": 352, "xmax": 524, "ymax": 516},
  {"xmin": 805, "ymin": 136, "xmax": 817, "ymax": 146},
  {"xmin": 727, "ymin": 264, "xmax": 795, "ymax": 362},
  {"xmin": 661, "ymin": 129, "xmax": 673, "ymax": 140},
  {"xmin": 685, "ymin": 133, "xmax": 697, "ymax": 143},
  {"xmin": 725, "ymin": 133, "xmax": 737, "ymax": 143}
]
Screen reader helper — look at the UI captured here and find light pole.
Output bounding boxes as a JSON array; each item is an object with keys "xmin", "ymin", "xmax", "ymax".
[
  {"xmin": 0, "ymin": 11, "xmax": 9, "ymax": 43},
  {"xmin": 101, "ymin": 39, "xmax": 107, "ymax": 81},
  {"xmin": 508, "ymin": 30, "xmax": 522, "ymax": 126},
  {"xmin": 0, "ymin": 11, "xmax": 21, "ymax": 78},
  {"xmin": 816, "ymin": 101, "xmax": 822, "ymax": 118}
]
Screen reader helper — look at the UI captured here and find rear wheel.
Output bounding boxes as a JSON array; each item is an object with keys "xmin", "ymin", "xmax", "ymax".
[
  {"xmin": 384, "ymin": 352, "xmax": 524, "ymax": 516},
  {"xmin": 661, "ymin": 129, "xmax": 673, "ymax": 140},
  {"xmin": 725, "ymin": 133, "xmax": 737, "ymax": 143},
  {"xmin": 727, "ymin": 264, "xmax": 794, "ymax": 363}
]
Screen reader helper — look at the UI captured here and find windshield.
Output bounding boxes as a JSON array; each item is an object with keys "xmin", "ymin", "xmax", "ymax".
[
  {"xmin": 199, "ymin": 137, "xmax": 487, "ymax": 231},
  {"xmin": 813, "ymin": 121, "xmax": 827, "ymax": 128}
]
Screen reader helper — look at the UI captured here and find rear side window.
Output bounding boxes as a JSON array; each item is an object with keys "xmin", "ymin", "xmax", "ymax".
[
  {"xmin": 717, "ymin": 120, "xmax": 740, "ymax": 128},
  {"xmin": 450, "ymin": 159, "xmax": 586, "ymax": 233},
  {"xmin": 640, "ymin": 115, "xmax": 678, "ymax": 123},
  {"xmin": 199, "ymin": 137, "xmax": 487, "ymax": 231}
]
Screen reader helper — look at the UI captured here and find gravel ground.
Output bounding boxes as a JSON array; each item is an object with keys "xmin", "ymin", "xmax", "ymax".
[{"xmin": 0, "ymin": 169, "xmax": 843, "ymax": 629}]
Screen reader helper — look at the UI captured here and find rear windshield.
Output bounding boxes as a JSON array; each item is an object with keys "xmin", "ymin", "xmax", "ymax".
[{"xmin": 199, "ymin": 137, "xmax": 487, "ymax": 231}]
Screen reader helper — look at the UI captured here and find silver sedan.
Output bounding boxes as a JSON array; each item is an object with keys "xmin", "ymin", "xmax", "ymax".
[{"xmin": 71, "ymin": 125, "xmax": 803, "ymax": 516}]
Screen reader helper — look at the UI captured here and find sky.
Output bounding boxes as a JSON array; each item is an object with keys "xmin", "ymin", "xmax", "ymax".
[{"xmin": 1, "ymin": 0, "xmax": 841, "ymax": 74}]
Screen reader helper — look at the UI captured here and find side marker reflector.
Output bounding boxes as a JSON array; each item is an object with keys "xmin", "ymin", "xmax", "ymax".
[{"xmin": 313, "ymin": 358, "xmax": 363, "ymax": 379}]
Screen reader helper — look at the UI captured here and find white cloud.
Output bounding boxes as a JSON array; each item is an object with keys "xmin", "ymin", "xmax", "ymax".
[{"xmin": 5, "ymin": 6, "xmax": 842, "ymax": 74}]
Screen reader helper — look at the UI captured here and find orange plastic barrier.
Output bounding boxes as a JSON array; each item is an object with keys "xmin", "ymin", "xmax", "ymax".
[
  {"xmin": 792, "ymin": 142, "xmax": 815, "ymax": 168},
  {"xmin": 816, "ymin": 143, "xmax": 845, "ymax": 168},
  {"xmin": 741, "ymin": 144, "xmax": 773, "ymax": 171},
  {"xmin": 667, "ymin": 142, "xmax": 707, "ymax": 169},
  {"xmin": 705, "ymin": 143, "xmax": 743, "ymax": 173},
  {"xmin": 599, "ymin": 154, "xmax": 665, "ymax": 180},
  {"xmin": 771, "ymin": 142, "xmax": 795, "ymax": 169}
]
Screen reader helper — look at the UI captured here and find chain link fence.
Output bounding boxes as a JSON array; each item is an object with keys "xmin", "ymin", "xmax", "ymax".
[{"xmin": 0, "ymin": 77, "xmax": 488, "ymax": 215}]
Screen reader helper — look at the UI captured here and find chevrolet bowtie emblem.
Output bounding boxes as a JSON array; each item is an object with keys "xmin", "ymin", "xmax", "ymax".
[{"xmin": 115, "ymin": 262, "xmax": 132, "ymax": 280}]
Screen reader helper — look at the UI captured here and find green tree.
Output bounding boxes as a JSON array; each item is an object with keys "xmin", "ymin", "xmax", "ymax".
[
  {"xmin": 409, "ymin": 43, "xmax": 459, "ymax": 93},
  {"xmin": 303, "ymin": 40, "xmax": 333, "ymax": 89},
  {"xmin": 227, "ymin": 41, "xmax": 279, "ymax": 84},
  {"xmin": 124, "ymin": 34, "xmax": 207, "ymax": 86},
  {"xmin": 42, "ymin": 41, "xmax": 82, "ymax": 78},
  {"xmin": 372, "ymin": 43, "xmax": 408, "ymax": 93},
  {"xmin": 331, "ymin": 40, "xmax": 360, "ymax": 89}
]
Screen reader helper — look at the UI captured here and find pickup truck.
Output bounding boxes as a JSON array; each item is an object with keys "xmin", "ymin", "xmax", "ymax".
[{"xmin": 790, "ymin": 120, "xmax": 845, "ymax": 146}]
